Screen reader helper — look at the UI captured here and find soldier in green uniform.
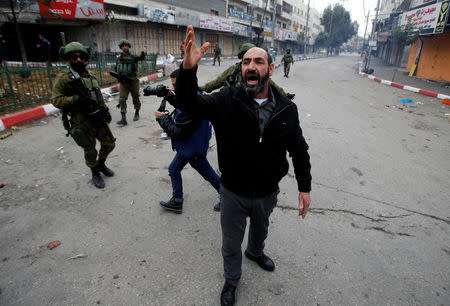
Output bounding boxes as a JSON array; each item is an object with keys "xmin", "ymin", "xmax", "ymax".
[
  {"xmin": 51, "ymin": 42, "xmax": 116, "ymax": 189},
  {"xmin": 213, "ymin": 44, "xmax": 221, "ymax": 66},
  {"xmin": 200, "ymin": 43, "xmax": 294, "ymax": 100},
  {"xmin": 281, "ymin": 48, "xmax": 294, "ymax": 78},
  {"xmin": 115, "ymin": 39, "xmax": 146, "ymax": 125}
]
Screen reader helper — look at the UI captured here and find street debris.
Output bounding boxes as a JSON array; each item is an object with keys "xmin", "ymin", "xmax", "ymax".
[
  {"xmin": 0, "ymin": 183, "xmax": 7, "ymax": 188},
  {"xmin": 416, "ymin": 102, "xmax": 424, "ymax": 105},
  {"xmin": 47, "ymin": 240, "xmax": 61, "ymax": 250},
  {"xmin": 56, "ymin": 146, "xmax": 64, "ymax": 152},
  {"xmin": 130, "ymin": 199, "xmax": 134, "ymax": 206},
  {"xmin": 398, "ymin": 99, "xmax": 414, "ymax": 103},
  {"xmin": 0, "ymin": 132, "xmax": 12, "ymax": 140},
  {"xmin": 10, "ymin": 126, "xmax": 20, "ymax": 131},
  {"xmin": 35, "ymin": 121, "xmax": 47, "ymax": 126},
  {"xmin": 67, "ymin": 253, "xmax": 87, "ymax": 260}
]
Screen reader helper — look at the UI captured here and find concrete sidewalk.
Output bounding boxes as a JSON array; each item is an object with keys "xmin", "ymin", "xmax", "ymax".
[{"xmin": 367, "ymin": 57, "xmax": 450, "ymax": 96}]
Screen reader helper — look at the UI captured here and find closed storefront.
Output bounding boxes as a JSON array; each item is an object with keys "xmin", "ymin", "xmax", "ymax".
[
  {"xmin": 205, "ymin": 33, "xmax": 219, "ymax": 54},
  {"xmin": 164, "ymin": 28, "xmax": 184, "ymax": 55},
  {"xmin": 132, "ymin": 24, "xmax": 159, "ymax": 54},
  {"xmin": 94, "ymin": 23, "xmax": 129, "ymax": 53},
  {"xmin": 223, "ymin": 35, "xmax": 233, "ymax": 56}
]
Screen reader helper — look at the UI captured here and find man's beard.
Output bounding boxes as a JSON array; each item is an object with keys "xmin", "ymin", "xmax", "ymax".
[
  {"xmin": 243, "ymin": 70, "xmax": 270, "ymax": 96},
  {"xmin": 70, "ymin": 62, "xmax": 87, "ymax": 73}
]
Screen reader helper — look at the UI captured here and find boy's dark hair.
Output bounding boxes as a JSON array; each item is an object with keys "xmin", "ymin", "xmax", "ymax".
[{"xmin": 170, "ymin": 69, "xmax": 179, "ymax": 79}]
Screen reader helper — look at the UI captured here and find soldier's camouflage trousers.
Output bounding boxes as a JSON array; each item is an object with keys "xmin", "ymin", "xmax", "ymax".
[
  {"xmin": 118, "ymin": 78, "xmax": 141, "ymax": 113},
  {"xmin": 70, "ymin": 119, "xmax": 116, "ymax": 168},
  {"xmin": 284, "ymin": 63, "xmax": 292, "ymax": 76},
  {"xmin": 213, "ymin": 54, "xmax": 221, "ymax": 66}
]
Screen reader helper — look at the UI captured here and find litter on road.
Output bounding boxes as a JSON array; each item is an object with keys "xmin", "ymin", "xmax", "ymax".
[
  {"xmin": 67, "ymin": 254, "xmax": 87, "ymax": 260},
  {"xmin": 0, "ymin": 183, "xmax": 7, "ymax": 188},
  {"xmin": 47, "ymin": 240, "xmax": 61, "ymax": 250},
  {"xmin": 56, "ymin": 146, "xmax": 64, "ymax": 152},
  {"xmin": 398, "ymin": 99, "xmax": 414, "ymax": 103},
  {"xmin": 0, "ymin": 132, "xmax": 12, "ymax": 139}
]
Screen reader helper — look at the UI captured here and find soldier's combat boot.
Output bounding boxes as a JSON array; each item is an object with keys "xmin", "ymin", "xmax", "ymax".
[
  {"xmin": 160, "ymin": 197, "xmax": 183, "ymax": 214},
  {"xmin": 97, "ymin": 158, "xmax": 114, "ymax": 177},
  {"xmin": 117, "ymin": 113, "xmax": 127, "ymax": 126},
  {"xmin": 91, "ymin": 167, "xmax": 105, "ymax": 189},
  {"xmin": 133, "ymin": 110, "xmax": 140, "ymax": 121}
]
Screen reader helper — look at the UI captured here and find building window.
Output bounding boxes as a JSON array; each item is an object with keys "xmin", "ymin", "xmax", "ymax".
[
  {"xmin": 257, "ymin": 14, "xmax": 262, "ymax": 21},
  {"xmin": 210, "ymin": 9, "xmax": 219, "ymax": 16},
  {"xmin": 282, "ymin": 23, "xmax": 286, "ymax": 29}
]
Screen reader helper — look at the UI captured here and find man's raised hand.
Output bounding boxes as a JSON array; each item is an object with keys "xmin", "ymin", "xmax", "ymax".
[{"xmin": 183, "ymin": 25, "xmax": 210, "ymax": 69}]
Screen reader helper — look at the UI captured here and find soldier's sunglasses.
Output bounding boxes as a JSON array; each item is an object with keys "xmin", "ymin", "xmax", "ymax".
[{"xmin": 69, "ymin": 54, "xmax": 87, "ymax": 61}]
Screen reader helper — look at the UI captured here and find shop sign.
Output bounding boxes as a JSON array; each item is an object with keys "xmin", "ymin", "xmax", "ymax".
[
  {"xmin": 399, "ymin": 1, "xmax": 449, "ymax": 35},
  {"xmin": 38, "ymin": 0, "xmax": 105, "ymax": 20},
  {"xmin": 200, "ymin": 15, "xmax": 233, "ymax": 32},
  {"xmin": 233, "ymin": 23, "xmax": 249, "ymax": 36},
  {"xmin": 229, "ymin": 8, "xmax": 253, "ymax": 21}
]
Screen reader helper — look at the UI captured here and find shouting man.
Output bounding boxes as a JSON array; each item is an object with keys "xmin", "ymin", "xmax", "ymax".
[{"xmin": 173, "ymin": 26, "xmax": 312, "ymax": 306}]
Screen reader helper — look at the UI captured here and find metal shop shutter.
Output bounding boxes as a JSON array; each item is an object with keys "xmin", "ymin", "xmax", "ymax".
[
  {"xmin": 132, "ymin": 24, "xmax": 159, "ymax": 54},
  {"xmin": 164, "ymin": 28, "xmax": 184, "ymax": 55},
  {"xmin": 205, "ymin": 34, "xmax": 218, "ymax": 54},
  {"xmin": 223, "ymin": 36, "xmax": 233, "ymax": 56}
]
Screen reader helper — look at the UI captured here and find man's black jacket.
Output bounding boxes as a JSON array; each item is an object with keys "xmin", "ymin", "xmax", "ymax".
[{"xmin": 174, "ymin": 64, "xmax": 311, "ymax": 197}]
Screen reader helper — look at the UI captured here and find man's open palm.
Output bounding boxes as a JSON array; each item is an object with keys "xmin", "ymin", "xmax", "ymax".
[{"xmin": 183, "ymin": 25, "xmax": 210, "ymax": 69}]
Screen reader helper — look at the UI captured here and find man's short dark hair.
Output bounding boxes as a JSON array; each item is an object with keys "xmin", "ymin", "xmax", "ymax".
[{"xmin": 170, "ymin": 69, "xmax": 179, "ymax": 79}]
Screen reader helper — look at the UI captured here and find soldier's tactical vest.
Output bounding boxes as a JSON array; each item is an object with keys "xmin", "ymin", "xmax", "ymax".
[
  {"xmin": 116, "ymin": 53, "xmax": 136, "ymax": 76},
  {"xmin": 284, "ymin": 54, "xmax": 294, "ymax": 63},
  {"xmin": 67, "ymin": 70, "xmax": 103, "ymax": 109},
  {"xmin": 227, "ymin": 63, "xmax": 244, "ymax": 88}
]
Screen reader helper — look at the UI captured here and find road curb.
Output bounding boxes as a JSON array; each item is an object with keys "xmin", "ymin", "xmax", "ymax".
[
  {"xmin": 0, "ymin": 71, "xmax": 164, "ymax": 132},
  {"xmin": 359, "ymin": 71, "xmax": 450, "ymax": 100}
]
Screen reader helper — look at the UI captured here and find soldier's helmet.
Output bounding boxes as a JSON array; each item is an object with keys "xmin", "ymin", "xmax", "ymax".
[
  {"xmin": 59, "ymin": 42, "xmax": 90, "ymax": 61},
  {"xmin": 119, "ymin": 39, "xmax": 132, "ymax": 48},
  {"xmin": 238, "ymin": 43, "xmax": 256, "ymax": 59}
]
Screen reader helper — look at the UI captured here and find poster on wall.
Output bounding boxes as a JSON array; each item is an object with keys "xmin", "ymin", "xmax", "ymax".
[
  {"xmin": 399, "ymin": 1, "xmax": 449, "ymax": 35},
  {"xmin": 199, "ymin": 15, "xmax": 233, "ymax": 32},
  {"xmin": 38, "ymin": 0, "xmax": 106, "ymax": 20},
  {"xmin": 138, "ymin": 5, "xmax": 176, "ymax": 24}
]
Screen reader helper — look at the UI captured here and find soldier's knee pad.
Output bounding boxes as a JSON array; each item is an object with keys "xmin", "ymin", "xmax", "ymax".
[{"xmin": 83, "ymin": 146, "xmax": 98, "ymax": 163}]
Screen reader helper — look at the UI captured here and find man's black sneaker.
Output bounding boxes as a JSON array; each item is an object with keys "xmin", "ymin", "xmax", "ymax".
[
  {"xmin": 213, "ymin": 202, "xmax": 221, "ymax": 212},
  {"xmin": 244, "ymin": 251, "xmax": 275, "ymax": 271},
  {"xmin": 160, "ymin": 197, "xmax": 183, "ymax": 214},
  {"xmin": 220, "ymin": 281, "xmax": 236, "ymax": 306}
]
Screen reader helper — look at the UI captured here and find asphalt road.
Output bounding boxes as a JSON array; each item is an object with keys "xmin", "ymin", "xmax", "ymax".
[{"xmin": 0, "ymin": 55, "xmax": 449, "ymax": 305}]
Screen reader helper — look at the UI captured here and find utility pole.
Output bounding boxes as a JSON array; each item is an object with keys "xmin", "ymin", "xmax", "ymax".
[
  {"xmin": 304, "ymin": 0, "xmax": 310, "ymax": 55},
  {"xmin": 362, "ymin": 10, "xmax": 370, "ymax": 50},
  {"xmin": 271, "ymin": 0, "xmax": 277, "ymax": 48},
  {"xmin": 367, "ymin": 0, "xmax": 381, "ymax": 71},
  {"xmin": 370, "ymin": 0, "xmax": 381, "ymax": 42}
]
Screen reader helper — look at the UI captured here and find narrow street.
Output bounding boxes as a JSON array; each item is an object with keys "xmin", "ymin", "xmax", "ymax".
[{"xmin": 0, "ymin": 55, "xmax": 449, "ymax": 305}]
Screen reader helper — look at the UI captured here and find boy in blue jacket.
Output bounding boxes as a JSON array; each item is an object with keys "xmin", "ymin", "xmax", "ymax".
[{"xmin": 154, "ymin": 69, "xmax": 221, "ymax": 213}]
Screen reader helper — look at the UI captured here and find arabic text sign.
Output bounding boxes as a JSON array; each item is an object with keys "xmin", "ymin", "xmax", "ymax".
[
  {"xmin": 399, "ymin": 1, "xmax": 447, "ymax": 34},
  {"xmin": 39, "ymin": 0, "xmax": 105, "ymax": 20},
  {"xmin": 199, "ymin": 15, "xmax": 233, "ymax": 32}
]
